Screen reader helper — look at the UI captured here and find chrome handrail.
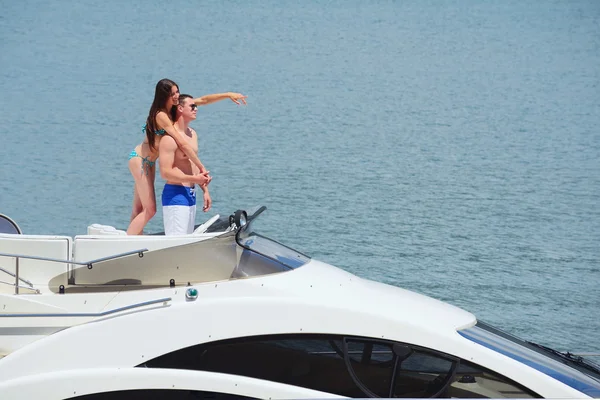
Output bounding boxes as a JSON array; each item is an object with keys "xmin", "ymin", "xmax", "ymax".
[
  {"xmin": 0, "ymin": 249, "xmax": 148, "ymax": 294},
  {"xmin": 0, "ymin": 266, "xmax": 33, "ymax": 287},
  {"xmin": 0, "ymin": 249, "xmax": 148, "ymax": 268},
  {"xmin": 0, "ymin": 296, "xmax": 171, "ymax": 318},
  {"xmin": 0, "ymin": 280, "xmax": 40, "ymax": 293}
]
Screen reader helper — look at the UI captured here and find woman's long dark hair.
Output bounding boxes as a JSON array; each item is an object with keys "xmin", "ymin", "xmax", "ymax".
[{"xmin": 145, "ymin": 78, "xmax": 178, "ymax": 150}]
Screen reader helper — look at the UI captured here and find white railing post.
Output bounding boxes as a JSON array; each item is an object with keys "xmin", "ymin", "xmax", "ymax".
[{"xmin": 14, "ymin": 257, "xmax": 19, "ymax": 294}]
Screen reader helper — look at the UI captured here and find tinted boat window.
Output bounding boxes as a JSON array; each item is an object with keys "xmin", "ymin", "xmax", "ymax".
[
  {"xmin": 345, "ymin": 339, "xmax": 395, "ymax": 397},
  {"xmin": 69, "ymin": 389, "xmax": 258, "ymax": 400},
  {"xmin": 449, "ymin": 359, "xmax": 538, "ymax": 398},
  {"xmin": 392, "ymin": 349, "xmax": 456, "ymax": 398},
  {"xmin": 144, "ymin": 335, "xmax": 364, "ymax": 397},
  {"xmin": 143, "ymin": 334, "xmax": 538, "ymax": 398}
]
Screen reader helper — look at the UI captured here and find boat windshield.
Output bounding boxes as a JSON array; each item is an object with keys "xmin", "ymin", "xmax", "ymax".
[
  {"xmin": 458, "ymin": 321, "xmax": 600, "ymax": 397},
  {"xmin": 234, "ymin": 207, "xmax": 310, "ymax": 273}
]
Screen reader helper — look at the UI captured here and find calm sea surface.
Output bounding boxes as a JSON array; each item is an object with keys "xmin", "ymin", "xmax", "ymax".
[{"xmin": 1, "ymin": 1, "xmax": 599, "ymax": 354}]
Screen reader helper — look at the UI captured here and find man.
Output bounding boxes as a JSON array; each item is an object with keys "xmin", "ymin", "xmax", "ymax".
[{"xmin": 158, "ymin": 94, "xmax": 212, "ymax": 235}]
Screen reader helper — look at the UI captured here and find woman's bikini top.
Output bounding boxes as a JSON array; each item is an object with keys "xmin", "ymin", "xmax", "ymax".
[{"xmin": 142, "ymin": 124, "xmax": 166, "ymax": 136}]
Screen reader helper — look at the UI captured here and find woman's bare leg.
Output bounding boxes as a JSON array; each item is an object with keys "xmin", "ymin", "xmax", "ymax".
[
  {"xmin": 127, "ymin": 160, "xmax": 157, "ymax": 235},
  {"xmin": 130, "ymin": 185, "xmax": 142, "ymax": 223}
]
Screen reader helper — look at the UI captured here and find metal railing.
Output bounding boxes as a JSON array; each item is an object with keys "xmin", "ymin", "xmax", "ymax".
[
  {"xmin": 0, "ymin": 280, "xmax": 39, "ymax": 294},
  {"xmin": 0, "ymin": 265, "xmax": 33, "ymax": 287},
  {"xmin": 0, "ymin": 296, "xmax": 171, "ymax": 318},
  {"xmin": 0, "ymin": 249, "xmax": 147, "ymax": 294}
]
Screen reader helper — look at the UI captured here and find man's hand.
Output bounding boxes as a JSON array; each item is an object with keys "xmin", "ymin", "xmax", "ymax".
[
  {"xmin": 203, "ymin": 192, "xmax": 212, "ymax": 212},
  {"xmin": 201, "ymin": 173, "xmax": 212, "ymax": 185},
  {"xmin": 228, "ymin": 92, "xmax": 247, "ymax": 105},
  {"xmin": 193, "ymin": 171, "xmax": 211, "ymax": 186}
]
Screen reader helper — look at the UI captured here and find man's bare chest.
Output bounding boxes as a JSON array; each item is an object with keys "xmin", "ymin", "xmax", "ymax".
[{"xmin": 175, "ymin": 129, "xmax": 197, "ymax": 159}]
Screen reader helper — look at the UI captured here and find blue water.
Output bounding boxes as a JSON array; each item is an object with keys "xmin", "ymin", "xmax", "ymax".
[{"xmin": 1, "ymin": 1, "xmax": 599, "ymax": 354}]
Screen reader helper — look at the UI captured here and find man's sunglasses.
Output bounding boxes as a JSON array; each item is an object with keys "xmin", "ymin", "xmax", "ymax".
[{"xmin": 189, "ymin": 104, "xmax": 198, "ymax": 111}]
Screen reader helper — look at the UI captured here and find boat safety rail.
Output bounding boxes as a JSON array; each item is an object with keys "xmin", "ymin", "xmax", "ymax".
[
  {"xmin": 0, "ymin": 248, "xmax": 148, "ymax": 294},
  {"xmin": 0, "ymin": 266, "xmax": 33, "ymax": 287},
  {"xmin": 0, "ymin": 296, "xmax": 171, "ymax": 318},
  {"xmin": 0, "ymin": 280, "xmax": 39, "ymax": 294}
]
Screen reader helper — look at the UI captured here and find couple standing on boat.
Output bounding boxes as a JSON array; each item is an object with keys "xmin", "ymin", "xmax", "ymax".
[{"xmin": 127, "ymin": 79, "xmax": 247, "ymax": 235}]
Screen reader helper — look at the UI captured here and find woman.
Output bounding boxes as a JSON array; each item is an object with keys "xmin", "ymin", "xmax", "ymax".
[{"xmin": 127, "ymin": 78, "xmax": 247, "ymax": 235}]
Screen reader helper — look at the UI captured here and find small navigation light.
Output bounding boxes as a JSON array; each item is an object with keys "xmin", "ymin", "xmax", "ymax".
[{"xmin": 186, "ymin": 288, "xmax": 199, "ymax": 300}]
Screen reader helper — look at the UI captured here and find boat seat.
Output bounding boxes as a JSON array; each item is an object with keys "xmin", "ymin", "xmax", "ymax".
[
  {"xmin": 0, "ymin": 234, "xmax": 72, "ymax": 294},
  {"xmin": 87, "ymin": 224, "xmax": 127, "ymax": 236}
]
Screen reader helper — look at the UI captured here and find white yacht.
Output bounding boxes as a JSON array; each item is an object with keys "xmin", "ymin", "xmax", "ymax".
[{"xmin": 0, "ymin": 206, "xmax": 599, "ymax": 399}]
